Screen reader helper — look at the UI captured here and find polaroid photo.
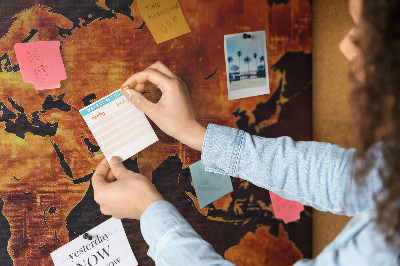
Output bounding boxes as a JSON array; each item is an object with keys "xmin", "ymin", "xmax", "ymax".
[{"xmin": 224, "ymin": 30, "xmax": 270, "ymax": 100}]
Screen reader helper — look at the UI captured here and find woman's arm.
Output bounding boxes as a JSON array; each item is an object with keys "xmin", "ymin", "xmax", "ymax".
[
  {"xmin": 141, "ymin": 201, "xmax": 234, "ymax": 266},
  {"xmin": 120, "ymin": 62, "xmax": 382, "ymax": 216},
  {"xmin": 202, "ymin": 124, "xmax": 382, "ymax": 216},
  {"xmin": 92, "ymin": 157, "xmax": 234, "ymax": 266}
]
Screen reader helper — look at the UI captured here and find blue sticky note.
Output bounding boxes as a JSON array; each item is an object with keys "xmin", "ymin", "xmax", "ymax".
[{"xmin": 189, "ymin": 161, "xmax": 233, "ymax": 208}]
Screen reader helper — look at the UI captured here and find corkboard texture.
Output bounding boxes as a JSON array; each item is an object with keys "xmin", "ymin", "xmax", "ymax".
[{"xmin": 312, "ymin": 0, "xmax": 353, "ymax": 258}]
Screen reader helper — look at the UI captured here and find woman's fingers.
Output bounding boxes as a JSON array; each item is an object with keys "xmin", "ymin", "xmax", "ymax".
[
  {"xmin": 92, "ymin": 158, "xmax": 110, "ymax": 187},
  {"xmin": 119, "ymin": 62, "xmax": 205, "ymax": 151},
  {"xmin": 121, "ymin": 87, "xmax": 158, "ymax": 117},
  {"xmin": 105, "ymin": 169, "xmax": 116, "ymax": 183},
  {"xmin": 92, "ymin": 158, "xmax": 111, "ymax": 203},
  {"xmin": 109, "ymin": 156, "xmax": 130, "ymax": 179},
  {"xmin": 92, "ymin": 156, "xmax": 164, "ymax": 220},
  {"xmin": 147, "ymin": 61, "xmax": 179, "ymax": 79},
  {"xmin": 120, "ymin": 68, "xmax": 175, "ymax": 94}
]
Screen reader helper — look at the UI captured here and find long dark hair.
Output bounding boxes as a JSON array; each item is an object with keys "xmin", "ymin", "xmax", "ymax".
[{"xmin": 350, "ymin": 0, "xmax": 400, "ymax": 252}]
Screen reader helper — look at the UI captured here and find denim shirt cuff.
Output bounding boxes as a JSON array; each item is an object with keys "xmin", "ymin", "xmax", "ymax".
[
  {"xmin": 201, "ymin": 123, "xmax": 244, "ymax": 177},
  {"xmin": 140, "ymin": 200, "xmax": 190, "ymax": 259}
]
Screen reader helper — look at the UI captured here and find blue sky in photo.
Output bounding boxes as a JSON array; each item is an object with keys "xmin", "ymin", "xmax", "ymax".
[{"xmin": 226, "ymin": 33, "xmax": 266, "ymax": 73}]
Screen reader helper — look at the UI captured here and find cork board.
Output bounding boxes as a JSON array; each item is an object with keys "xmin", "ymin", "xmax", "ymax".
[{"xmin": 312, "ymin": 0, "xmax": 353, "ymax": 257}]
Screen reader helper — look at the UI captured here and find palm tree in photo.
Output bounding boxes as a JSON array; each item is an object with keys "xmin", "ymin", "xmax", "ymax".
[
  {"xmin": 231, "ymin": 64, "xmax": 239, "ymax": 73},
  {"xmin": 244, "ymin": 56, "xmax": 251, "ymax": 78},
  {"xmin": 253, "ymin": 53, "xmax": 258, "ymax": 75},
  {"xmin": 260, "ymin": 55, "xmax": 266, "ymax": 77},
  {"xmin": 237, "ymin": 51, "xmax": 242, "ymax": 77},
  {"xmin": 227, "ymin": 56, "xmax": 234, "ymax": 83},
  {"xmin": 227, "ymin": 56, "xmax": 234, "ymax": 73}
]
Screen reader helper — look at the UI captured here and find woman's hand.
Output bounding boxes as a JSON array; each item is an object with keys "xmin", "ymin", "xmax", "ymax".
[
  {"xmin": 120, "ymin": 61, "xmax": 206, "ymax": 152},
  {"xmin": 92, "ymin": 157, "xmax": 164, "ymax": 220}
]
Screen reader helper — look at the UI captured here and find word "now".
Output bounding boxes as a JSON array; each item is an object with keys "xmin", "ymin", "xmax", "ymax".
[{"xmin": 76, "ymin": 245, "xmax": 118, "ymax": 266}]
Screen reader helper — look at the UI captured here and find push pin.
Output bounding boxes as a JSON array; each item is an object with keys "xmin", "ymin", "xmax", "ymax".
[
  {"xmin": 243, "ymin": 33, "xmax": 252, "ymax": 39},
  {"xmin": 83, "ymin": 233, "xmax": 97, "ymax": 241}
]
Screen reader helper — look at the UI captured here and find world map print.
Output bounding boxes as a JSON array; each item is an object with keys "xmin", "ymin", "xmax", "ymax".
[{"xmin": 0, "ymin": 0, "xmax": 312, "ymax": 265}]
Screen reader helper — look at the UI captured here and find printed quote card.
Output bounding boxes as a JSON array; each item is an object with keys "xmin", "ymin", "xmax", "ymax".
[
  {"xmin": 51, "ymin": 218, "xmax": 137, "ymax": 266},
  {"xmin": 80, "ymin": 89, "xmax": 158, "ymax": 162},
  {"xmin": 189, "ymin": 161, "xmax": 233, "ymax": 208}
]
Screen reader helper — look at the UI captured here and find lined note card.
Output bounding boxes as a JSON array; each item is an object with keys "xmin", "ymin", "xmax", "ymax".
[
  {"xmin": 80, "ymin": 90, "xmax": 158, "ymax": 162},
  {"xmin": 14, "ymin": 41, "xmax": 67, "ymax": 90},
  {"xmin": 189, "ymin": 161, "xmax": 233, "ymax": 208},
  {"xmin": 137, "ymin": 0, "xmax": 191, "ymax": 43}
]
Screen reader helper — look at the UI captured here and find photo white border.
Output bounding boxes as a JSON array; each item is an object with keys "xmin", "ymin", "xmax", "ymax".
[{"xmin": 224, "ymin": 30, "xmax": 270, "ymax": 100}]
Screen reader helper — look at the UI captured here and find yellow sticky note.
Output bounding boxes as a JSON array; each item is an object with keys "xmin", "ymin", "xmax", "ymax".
[{"xmin": 137, "ymin": 0, "xmax": 191, "ymax": 44}]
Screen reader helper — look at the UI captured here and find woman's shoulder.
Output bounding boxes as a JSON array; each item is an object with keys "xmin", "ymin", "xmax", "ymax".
[{"xmin": 322, "ymin": 209, "xmax": 399, "ymax": 265}]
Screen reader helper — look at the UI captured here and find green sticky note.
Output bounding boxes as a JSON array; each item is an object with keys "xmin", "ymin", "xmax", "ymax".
[{"xmin": 189, "ymin": 161, "xmax": 233, "ymax": 208}]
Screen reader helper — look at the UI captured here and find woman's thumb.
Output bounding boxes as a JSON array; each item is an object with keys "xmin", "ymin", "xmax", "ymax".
[
  {"xmin": 122, "ymin": 87, "xmax": 153, "ymax": 115},
  {"xmin": 109, "ymin": 156, "xmax": 127, "ymax": 178}
]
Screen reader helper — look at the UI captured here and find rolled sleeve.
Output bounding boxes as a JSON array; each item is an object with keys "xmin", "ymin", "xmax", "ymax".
[
  {"xmin": 201, "ymin": 124, "xmax": 380, "ymax": 216},
  {"xmin": 201, "ymin": 123, "xmax": 244, "ymax": 176}
]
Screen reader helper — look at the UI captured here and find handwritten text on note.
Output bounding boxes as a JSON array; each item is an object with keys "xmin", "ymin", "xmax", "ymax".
[
  {"xmin": 189, "ymin": 161, "xmax": 233, "ymax": 208},
  {"xmin": 137, "ymin": 0, "xmax": 191, "ymax": 44},
  {"xmin": 14, "ymin": 41, "xmax": 67, "ymax": 90}
]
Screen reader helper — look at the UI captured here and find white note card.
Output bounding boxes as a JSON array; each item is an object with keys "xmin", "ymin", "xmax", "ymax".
[
  {"xmin": 51, "ymin": 218, "xmax": 138, "ymax": 266},
  {"xmin": 80, "ymin": 89, "xmax": 158, "ymax": 162}
]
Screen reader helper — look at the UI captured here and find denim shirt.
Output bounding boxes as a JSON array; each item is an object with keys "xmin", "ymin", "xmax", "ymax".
[{"xmin": 140, "ymin": 124, "xmax": 399, "ymax": 265}]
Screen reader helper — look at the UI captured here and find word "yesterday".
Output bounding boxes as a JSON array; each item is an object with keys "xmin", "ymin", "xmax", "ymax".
[{"xmin": 68, "ymin": 233, "xmax": 109, "ymax": 260}]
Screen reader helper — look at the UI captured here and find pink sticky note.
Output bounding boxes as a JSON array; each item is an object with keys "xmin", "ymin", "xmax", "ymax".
[
  {"xmin": 270, "ymin": 191, "xmax": 304, "ymax": 223},
  {"xmin": 14, "ymin": 41, "xmax": 67, "ymax": 90}
]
